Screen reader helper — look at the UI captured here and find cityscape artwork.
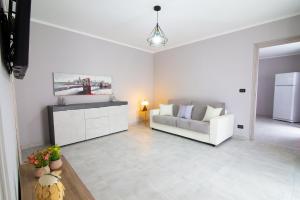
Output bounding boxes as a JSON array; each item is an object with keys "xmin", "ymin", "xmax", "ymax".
[{"xmin": 53, "ymin": 73, "xmax": 112, "ymax": 96}]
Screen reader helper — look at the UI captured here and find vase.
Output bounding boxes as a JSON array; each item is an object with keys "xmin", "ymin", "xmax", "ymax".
[
  {"xmin": 35, "ymin": 173, "xmax": 65, "ymax": 200},
  {"xmin": 50, "ymin": 158, "xmax": 63, "ymax": 170},
  {"xmin": 35, "ymin": 166, "xmax": 50, "ymax": 178}
]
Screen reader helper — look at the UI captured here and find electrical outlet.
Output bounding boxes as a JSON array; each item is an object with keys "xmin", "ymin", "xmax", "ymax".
[
  {"xmin": 239, "ymin": 89, "xmax": 246, "ymax": 93},
  {"xmin": 237, "ymin": 124, "xmax": 244, "ymax": 129}
]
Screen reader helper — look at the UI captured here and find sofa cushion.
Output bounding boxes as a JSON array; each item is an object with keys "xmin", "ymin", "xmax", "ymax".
[
  {"xmin": 202, "ymin": 105, "xmax": 223, "ymax": 122},
  {"xmin": 189, "ymin": 120, "xmax": 210, "ymax": 134},
  {"xmin": 168, "ymin": 99, "xmax": 192, "ymax": 116},
  {"xmin": 183, "ymin": 105, "xmax": 194, "ymax": 119},
  {"xmin": 177, "ymin": 105, "xmax": 187, "ymax": 118},
  {"xmin": 153, "ymin": 115, "xmax": 177, "ymax": 127},
  {"xmin": 177, "ymin": 105, "xmax": 194, "ymax": 119},
  {"xmin": 159, "ymin": 104, "xmax": 173, "ymax": 116},
  {"xmin": 177, "ymin": 118, "xmax": 190, "ymax": 129},
  {"xmin": 213, "ymin": 103, "xmax": 225, "ymax": 115},
  {"xmin": 191, "ymin": 102, "xmax": 207, "ymax": 121},
  {"xmin": 177, "ymin": 118, "xmax": 210, "ymax": 134},
  {"xmin": 191, "ymin": 101, "xmax": 225, "ymax": 120}
]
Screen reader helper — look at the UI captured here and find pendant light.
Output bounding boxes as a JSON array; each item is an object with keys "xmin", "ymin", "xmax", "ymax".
[{"xmin": 147, "ymin": 5, "xmax": 168, "ymax": 47}]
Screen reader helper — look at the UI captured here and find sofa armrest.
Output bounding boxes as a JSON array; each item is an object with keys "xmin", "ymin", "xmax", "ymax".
[
  {"xmin": 210, "ymin": 114, "xmax": 234, "ymax": 145},
  {"xmin": 150, "ymin": 109, "xmax": 160, "ymax": 127},
  {"xmin": 150, "ymin": 109, "xmax": 160, "ymax": 116}
]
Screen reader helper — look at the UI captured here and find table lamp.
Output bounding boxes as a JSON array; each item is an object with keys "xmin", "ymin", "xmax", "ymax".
[
  {"xmin": 141, "ymin": 100, "xmax": 149, "ymax": 125},
  {"xmin": 141, "ymin": 100, "xmax": 149, "ymax": 111}
]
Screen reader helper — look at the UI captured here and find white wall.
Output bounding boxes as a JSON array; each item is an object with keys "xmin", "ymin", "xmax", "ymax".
[
  {"xmin": 15, "ymin": 22, "xmax": 154, "ymax": 149},
  {"xmin": 154, "ymin": 15, "xmax": 300, "ymax": 135},
  {"xmin": 257, "ymin": 54, "xmax": 300, "ymax": 117},
  {"xmin": 0, "ymin": 53, "xmax": 19, "ymax": 199}
]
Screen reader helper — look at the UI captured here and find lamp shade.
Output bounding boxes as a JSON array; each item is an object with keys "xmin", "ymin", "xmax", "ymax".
[
  {"xmin": 141, "ymin": 100, "xmax": 149, "ymax": 106},
  {"xmin": 147, "ymin": 5, "xmax": 168, "ymax": 47},
  {"xmin": 147, "ymin": 24, "xmax": 168, "ymax": 47},
  {"xmin": 141, "ymin": 100, "xmax": 149, "ymax": 111}
]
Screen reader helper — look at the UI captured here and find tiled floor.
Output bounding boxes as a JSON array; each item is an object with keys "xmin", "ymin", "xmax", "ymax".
[
  {"xmin": 57, "ymin": 121, "xmax": 300, "ymax": 200},
  {"xmin": 255, "ymin": 116, "xmax": 300, "ymax": 150}
]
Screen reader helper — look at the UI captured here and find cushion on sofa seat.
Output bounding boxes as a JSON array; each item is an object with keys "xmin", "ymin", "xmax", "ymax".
[
  {"xmin": 189, "ymin": 120, "xmax": 210, "ymax": 134},
  {"xmin": 177, "ymin": 118, "xmax": 190, "ymax": 129},
  {"xmin": 168, "ymin": 99, "xmax": 192, "ymax": 116},
  {"xmin": 177, "ymin": 118, "xmax": 210, "ymax": 134},
  {"xmin": 153, "ymin": 115, "xmax": 178, "ymax": 127},
  {"xmin": 191, "ymin": 101, "xmax": 225, "ymax": 120}
]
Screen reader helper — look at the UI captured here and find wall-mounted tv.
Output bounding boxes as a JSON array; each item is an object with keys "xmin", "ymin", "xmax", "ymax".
[{"xmin": 0, "ymin": 0, "xmax": 31, "ymax": 79}]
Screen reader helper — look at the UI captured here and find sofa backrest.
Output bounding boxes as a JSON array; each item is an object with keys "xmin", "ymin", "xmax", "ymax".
[
  {"xmin": 191, "ymin": 100, "xmax": 225, "ymax": 120},
  {"xmin": 168, "ymin": 99, "xmax": 191, "ymax": 116},
  {"xmin": 168, "ymin": 99, "xmax": 225, "ymax": 120}
]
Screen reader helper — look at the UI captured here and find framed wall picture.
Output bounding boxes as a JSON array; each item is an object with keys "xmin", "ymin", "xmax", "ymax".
[{"xmin": 53, "ymin": 73, "xmax": 112, "ymax": 96}]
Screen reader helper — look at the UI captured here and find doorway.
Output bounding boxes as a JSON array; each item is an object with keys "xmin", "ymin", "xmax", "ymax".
[{"xmin": 250, "ymin": 36, "xmax": 300, "ymax": 149}]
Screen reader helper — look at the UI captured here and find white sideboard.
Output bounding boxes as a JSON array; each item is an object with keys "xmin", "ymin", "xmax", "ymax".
[{"xmin": 48, "ymin": 102, "xmax": 128, "ymax": 146}]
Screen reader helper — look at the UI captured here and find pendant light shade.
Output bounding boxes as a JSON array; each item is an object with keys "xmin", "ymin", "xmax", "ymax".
[{"xmin": 147, "ymin": 5, "xmax": 168, "ymax": 47}]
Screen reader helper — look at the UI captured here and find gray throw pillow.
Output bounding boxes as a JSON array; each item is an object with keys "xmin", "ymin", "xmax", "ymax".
[
  {"xmin": 177, "ymin": 105, "xmax": 187, "ymax": 118},
  {"xmin": 184, "ymin": 105, "xmax": 194, "ymax": 119},
  {"xmin": 177, "ymin": 105, "xmax": 194, "ymax": 119}
]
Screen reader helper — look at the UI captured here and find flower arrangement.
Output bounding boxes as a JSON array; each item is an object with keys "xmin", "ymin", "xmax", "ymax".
[
  {"xmin": 27, "ymin": 150, "xmax": 50, "ymax": 168},
  {"xmin": 27, "ymin": 145, "xmax": 63, "ymax": 175},
  {"xmin": 48, "ymin": 145, "xmax": 62, "ymax": 161},
  {"xmin": 27, "ymin": 145, "xmax": 63, "ymax": 177}
]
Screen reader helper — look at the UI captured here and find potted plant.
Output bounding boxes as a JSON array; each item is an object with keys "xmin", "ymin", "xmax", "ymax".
[
  {"xmin": 27, "ymin": 150, "xmax": 50, "ymax": 178},
  {"xmin": 48, "ymin": 145, "xmax": 63, "ymax": 170}
]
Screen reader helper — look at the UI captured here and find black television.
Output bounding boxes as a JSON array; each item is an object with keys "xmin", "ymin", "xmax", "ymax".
[{"xmin": 0, "ymin": 0, "xmax": 31, "ymax": 79}]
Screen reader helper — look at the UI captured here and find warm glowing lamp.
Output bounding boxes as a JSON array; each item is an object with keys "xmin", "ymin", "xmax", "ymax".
[
  {"xmin": 141, "ymin": 100, "xmax": 149, "ymax": 125},
  {"xmin": 141, "ymin": 100, "xmax": 149, "ymax": 111}
]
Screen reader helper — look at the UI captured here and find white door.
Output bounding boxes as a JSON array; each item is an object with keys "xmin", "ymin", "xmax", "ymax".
[
  {"xmin": 53, "ymin": 110, "xmax": 85, "ymax": 146},
  {"xmin": 273, "ymin": 86, "xmax": 295, "ymax": 121}
]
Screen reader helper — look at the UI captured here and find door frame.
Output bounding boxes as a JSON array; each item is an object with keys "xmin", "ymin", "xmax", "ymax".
[{"xmin": 249, "ymin": 35, "xmax": 300, "ymax": 140}]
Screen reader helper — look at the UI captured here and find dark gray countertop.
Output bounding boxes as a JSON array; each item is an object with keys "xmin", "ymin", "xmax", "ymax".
[{"xmin": 48, "ymin": 101, "xmax": 128, "ymax": 112}]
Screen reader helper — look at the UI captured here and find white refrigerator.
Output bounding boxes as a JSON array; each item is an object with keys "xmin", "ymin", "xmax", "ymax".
[{"xmin": 273, "ymin": 72, "xmax": 300, "ymax": 122}]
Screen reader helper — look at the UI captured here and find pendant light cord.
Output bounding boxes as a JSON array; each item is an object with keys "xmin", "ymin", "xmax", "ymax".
[{"xmin": 156, "ymin": 11, "xmax": 158, "ymax": 24}]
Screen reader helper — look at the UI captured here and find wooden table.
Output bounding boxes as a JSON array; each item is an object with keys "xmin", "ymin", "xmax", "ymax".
[{"xmin": 20, "ymin": 156, "xmax": 95, "ymax": 200}]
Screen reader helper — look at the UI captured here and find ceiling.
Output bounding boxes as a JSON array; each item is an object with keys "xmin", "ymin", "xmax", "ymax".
[
  {"xmin": 29, "ymin": 0, "xmax": 300, "ymax": 53},
  {"xmin": 259, "ymin": 42, "xmax": 300, "ymax": 59}
]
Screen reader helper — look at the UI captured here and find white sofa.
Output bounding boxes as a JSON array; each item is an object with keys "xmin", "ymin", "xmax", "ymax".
[{"xmin": 150, "ymin": 99, "xmax": 234, "ymax": 146}]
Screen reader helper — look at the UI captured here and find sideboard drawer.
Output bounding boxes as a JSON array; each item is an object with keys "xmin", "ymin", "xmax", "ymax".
[{"xmin": 84, "ymin": 107, "xmax": 110, "ymax": 119}]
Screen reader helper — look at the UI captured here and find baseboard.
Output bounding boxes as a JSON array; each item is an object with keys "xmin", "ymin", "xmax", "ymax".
[
  {"xmin": 21, "ymin": 143, "xmax": 49, "ymax": 151},
  {"xmin": 232, "ymin": 133, "xmax": 249, "ymax": 140}
]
